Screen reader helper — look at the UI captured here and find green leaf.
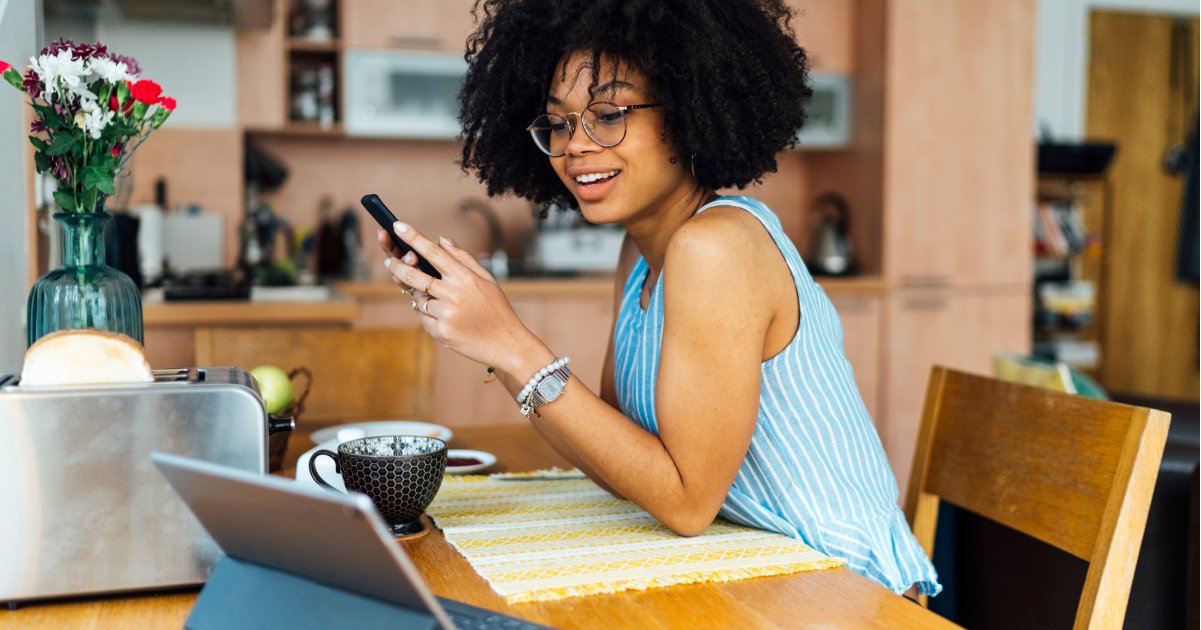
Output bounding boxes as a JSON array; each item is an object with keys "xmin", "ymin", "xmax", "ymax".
[
  {"xmin": 33, "ymin": 152, "xmax": 49, "ymax": 173},
  {"xmin": 52, "ymin": 190, "xmax": 77, "ymax": 213},
  {"xmin": 45, "ymin": 132, "xmax": 77, "ymax": 157},
  {"xmin": 116, "ymin": 80, "xmax": 130, "ymax": 107},
  {"xmin": 28, "ymin": 135, "xmax": 48, "ymax": 151},
  {"xmin": 83, "ymin": 166, "xmax": 116, "ymax": 196}
]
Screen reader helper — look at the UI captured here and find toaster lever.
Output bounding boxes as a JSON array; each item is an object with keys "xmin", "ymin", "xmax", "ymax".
[{"xmin": 268, "ymin": 414, "xmax": 296, "ymax": 435}]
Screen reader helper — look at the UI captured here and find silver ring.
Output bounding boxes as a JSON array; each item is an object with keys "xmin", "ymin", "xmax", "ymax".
[
  {"xmin": 410, "ymin": 298, "xmax": 419, "ymax": 312},
  {"xmin": 420, "ymin": 296, "xmax": 435, "ymax": 317},
  {"xmin": 401, "ymin": 286, "xmax": 415, "ymax": 296}
]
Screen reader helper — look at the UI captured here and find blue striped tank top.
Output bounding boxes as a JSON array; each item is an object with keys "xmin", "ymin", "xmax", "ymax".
[{"xmin": 612, "ymin": 195, "xmax": 940, "ymax": 595}]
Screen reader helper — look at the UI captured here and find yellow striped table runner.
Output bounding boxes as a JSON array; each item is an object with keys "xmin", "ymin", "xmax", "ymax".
[{"xmin": 426, "ymin": 474, "xmax": 845, "ymax": 603}]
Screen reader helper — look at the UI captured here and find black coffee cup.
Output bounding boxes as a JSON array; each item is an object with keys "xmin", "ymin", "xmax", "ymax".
[{"xmin": 309, "ymin": 435, "xmax": 447, "ymax": 535}]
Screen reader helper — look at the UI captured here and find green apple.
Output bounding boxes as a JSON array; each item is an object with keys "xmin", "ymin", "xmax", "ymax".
[{"xmin": 250, "ymin": 365, "xmax": 293, "ymax": 414}]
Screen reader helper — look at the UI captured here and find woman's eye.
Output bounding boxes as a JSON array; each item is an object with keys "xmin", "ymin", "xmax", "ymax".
[
  {"xmin": 550, "ymin": 121, "xmax": 570, "ymax": 133},
  {"xmin": 597, "ymin": 111, "xmax": 623, "ymax": 125}
]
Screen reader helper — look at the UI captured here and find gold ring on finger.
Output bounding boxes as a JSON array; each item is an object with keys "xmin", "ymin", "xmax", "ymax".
[
  {"xmin": 410, "ymin": 298, "xmax": 419, "ymax": 312},
  {"xmin": 401, "ymin": 286, "xmax": 415, "ymax": 296},
  {"xmin": 423, "ymin": 278, "xmax": 435, "ymax": 294},
  {"xmin": 420, "ymin": 296, "xmax": 435, "ymax": 317}
]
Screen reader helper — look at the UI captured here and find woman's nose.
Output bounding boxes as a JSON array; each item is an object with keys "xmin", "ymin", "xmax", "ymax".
[{"xmin": 565, "ymin": 114, "xmax": 600, "ymax": 155}]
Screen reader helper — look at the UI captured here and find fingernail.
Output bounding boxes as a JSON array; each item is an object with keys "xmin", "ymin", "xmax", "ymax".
[
  {"xmin": 394, "ymin": 221, "xmax": 408, "ymax": 233},
  {"xmin": 383, "ymin": 258, "xmax": 392, "ymax": 268},
  {"xmin": 403, "ymin": 252, "xmax": 416, "ymax": 264},
  {"xmin": 439, "ymin": 236, "xmax": 455, "ymax": 248}
]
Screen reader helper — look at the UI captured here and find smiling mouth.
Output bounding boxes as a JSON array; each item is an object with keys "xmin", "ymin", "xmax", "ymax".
[{"xmin": 573, "ymin": 169, "xmax": 620, "ymax": 186}]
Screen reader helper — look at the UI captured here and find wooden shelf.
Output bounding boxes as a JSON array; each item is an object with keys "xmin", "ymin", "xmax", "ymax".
[
  {"xmin": 247, "ymin": 123, "xmax": 344, "ymax": 138},
  {"xmin": 287, "ymin": 37, "xmax": 340, "ymax": 53}
]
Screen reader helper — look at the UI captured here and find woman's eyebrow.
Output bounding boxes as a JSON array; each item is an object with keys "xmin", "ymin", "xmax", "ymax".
[
  {"xmin": 546, "ymin": 79, "xmax": 638, "ymax": 107},
  {"xmin": 590, "ymin": 80, "xmax": 637, "ymax": 97}
]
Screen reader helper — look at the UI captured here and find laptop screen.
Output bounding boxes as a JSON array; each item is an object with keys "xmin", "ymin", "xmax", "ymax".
[{"xmin": 151, "ymin": 452, "xmax": 454, "ymax": 628}]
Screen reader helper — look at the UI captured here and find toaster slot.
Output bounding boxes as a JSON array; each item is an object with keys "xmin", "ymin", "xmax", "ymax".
[{"xmin": 152, "ymin": 368, "xmax": 208, "ymax": 383}]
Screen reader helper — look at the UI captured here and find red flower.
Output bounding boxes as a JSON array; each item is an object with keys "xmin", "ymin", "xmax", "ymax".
[
  {"xmin": 0, "ymin": 60, "xmax": 11, "ymax": 74},
  {"xmin": 111, "ymin": 146, "xmax": 120, "ymax": 157},
  {"xmin": 160, "ymin": 97, "xmax": 176, "ymax": 111},
  {"xmin": 130, "ymin": 79, "xmax": 162, "ymax": 105},
  {"xmin": 109, "ymin": 93, "xmax": 134, "ymax": 114}
]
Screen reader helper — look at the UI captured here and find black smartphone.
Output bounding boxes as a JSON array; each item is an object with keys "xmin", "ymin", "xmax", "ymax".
[{"xmin": 360, "ymin": 193, "xmax": 442, "ymax": 279}]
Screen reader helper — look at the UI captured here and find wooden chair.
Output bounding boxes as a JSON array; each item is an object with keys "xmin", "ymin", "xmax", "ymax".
[
  {"xmin": 905, "ymin": 366, "xmax": 1170, "ymax": 629},
  {"xmin": 194, "ymin": 327, "xmax": 435, "ymax": 423}
]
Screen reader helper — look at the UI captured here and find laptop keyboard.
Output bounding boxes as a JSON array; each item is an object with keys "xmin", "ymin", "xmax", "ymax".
[
  {"xmin": 449, "ymin": 610, "xmax": 544, "ymax": 629},
  {"xmin": 440, "ymin": 597, "xmax": 551, "ymax": 629}
]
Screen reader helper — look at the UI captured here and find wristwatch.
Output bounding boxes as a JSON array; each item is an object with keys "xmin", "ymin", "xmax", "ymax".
[{"xmin": 521, "ymin": 365, "xmax": 571, "ymax": 418}]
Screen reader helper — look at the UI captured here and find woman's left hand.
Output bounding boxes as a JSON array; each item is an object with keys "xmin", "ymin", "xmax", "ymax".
[{"xmin": 378, "ymin": 222, "xmax": 549, "ymax": 378}]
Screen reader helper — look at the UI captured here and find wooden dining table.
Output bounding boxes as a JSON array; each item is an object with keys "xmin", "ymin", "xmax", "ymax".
[{"xmin": 1, "ymin": 423, "xmax": 959, "ymax": 629}]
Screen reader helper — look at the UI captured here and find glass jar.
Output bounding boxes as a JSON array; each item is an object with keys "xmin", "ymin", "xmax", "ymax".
[{"xmin": 26, "ymin": 211, "xmax": 144, "ymax": 346}]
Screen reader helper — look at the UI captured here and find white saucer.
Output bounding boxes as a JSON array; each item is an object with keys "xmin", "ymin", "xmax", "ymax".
[
  {"xmin": 296, "ymin": 438, "xmax": 345, "ymax": 491},
  {"xmin": 309, "ymin": 420, "xmax": 453, "ymax": 445},
  {"xmin": 446, "ymin": 449, "xmax": 497, "ymax": 474}
]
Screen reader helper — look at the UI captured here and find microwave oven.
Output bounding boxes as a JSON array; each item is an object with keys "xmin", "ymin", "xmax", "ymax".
[
  {"xmin": 344, "ymin": 51, "xmax": 467, "ymax": 139},
  {"xmin": 797, "ymin": 73, "xmax": 852, "ymax": 149}
]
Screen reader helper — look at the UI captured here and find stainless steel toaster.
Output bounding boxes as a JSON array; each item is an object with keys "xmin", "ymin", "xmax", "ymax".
[{"xmin": 0, "ymin": 367, "xmax": 290, "ymax": 605}]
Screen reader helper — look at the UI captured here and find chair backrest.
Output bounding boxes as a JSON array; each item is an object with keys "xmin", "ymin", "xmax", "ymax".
[
  {"xmin": 905, "ymin": 366, "xmax": 1170, "ymax": 629},
  {"xmin": 194, "ymin": 327, "xmax": 435, "ymax": 423}
]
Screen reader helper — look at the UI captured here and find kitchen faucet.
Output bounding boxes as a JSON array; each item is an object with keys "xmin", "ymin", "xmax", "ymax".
[{"xmin": 457, "ymin": 198, "xmax": 509, "ymax": 279}]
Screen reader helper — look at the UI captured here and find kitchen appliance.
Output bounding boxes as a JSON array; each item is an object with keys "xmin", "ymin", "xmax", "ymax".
[
  {"xmin": 0, "ymin": 367, "xmax": 293, "ymax": 606},
  {"xmin": 806, "ymin": 192, "xmax": 856, "ymax": 276},
  {"xmin": 345, "ymin": 51, "xmax": 466, "ymax": 138}
]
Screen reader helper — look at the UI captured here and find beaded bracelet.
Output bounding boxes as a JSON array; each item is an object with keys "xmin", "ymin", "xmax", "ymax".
[{"xmin": 517, "ymin": 356, "xmax": 570, "ymax": 405}]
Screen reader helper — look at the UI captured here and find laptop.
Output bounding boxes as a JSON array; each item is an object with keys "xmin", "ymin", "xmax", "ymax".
[{"xmin": 151, "ymin": 452, "xmax": 551, "ymax": 630}]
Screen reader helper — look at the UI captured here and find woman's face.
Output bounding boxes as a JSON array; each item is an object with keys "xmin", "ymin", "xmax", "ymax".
[{"xmin": 545, "ymin": 51, "xmax": 693, "ymax": 226}]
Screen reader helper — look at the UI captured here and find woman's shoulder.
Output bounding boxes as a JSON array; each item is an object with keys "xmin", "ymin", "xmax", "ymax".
[{"xmin": 668, "ymin": 197, "xmax": 777, "ymax": 266}]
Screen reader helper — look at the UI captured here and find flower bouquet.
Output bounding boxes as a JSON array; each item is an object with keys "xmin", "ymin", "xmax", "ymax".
[{"xmin": 2, "ymin": 40, "xmax": 177, "ymax": 346}]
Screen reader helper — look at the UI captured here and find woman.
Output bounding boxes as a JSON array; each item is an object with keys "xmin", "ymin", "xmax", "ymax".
[{"xmin": 378, "ymin": 0, "xmax": 940, "ymax": 597}]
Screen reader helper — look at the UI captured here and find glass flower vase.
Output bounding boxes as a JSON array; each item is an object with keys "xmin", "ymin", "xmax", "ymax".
[{"xmin": 26, "ymin": 211, "xmax": 144, "ymax": 347}]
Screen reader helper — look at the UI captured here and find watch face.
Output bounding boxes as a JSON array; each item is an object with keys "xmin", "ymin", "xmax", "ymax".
[{"xmin": 537, "ymin": 376, "xmax": 564, "ymax": 400}]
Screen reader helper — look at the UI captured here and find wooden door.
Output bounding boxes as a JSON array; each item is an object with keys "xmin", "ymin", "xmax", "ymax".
[{"xmin": 1086, "ymin": 11, "xmax": 1200, "ymax": 400}]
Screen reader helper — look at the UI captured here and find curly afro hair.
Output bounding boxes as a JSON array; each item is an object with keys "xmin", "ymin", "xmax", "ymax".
[{"xmin": 459, "ymin": 0, "xmax": 812, "ymax": 209}]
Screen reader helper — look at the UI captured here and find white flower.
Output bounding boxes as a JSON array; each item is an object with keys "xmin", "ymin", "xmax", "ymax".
[
  {"xmin": 89, "ymin": 57, "xmax": 132, "ymax": 84},
  {"xmin": 30, "ymin": 50, "xmax": 90, "ymax": 99},
  {"xmin": 75, "ymin": 99, "xmax": 113, "ymax": 139},
  {"xmin": 86, "ymin": 109, "xmax": 114, "ymax": 139}
]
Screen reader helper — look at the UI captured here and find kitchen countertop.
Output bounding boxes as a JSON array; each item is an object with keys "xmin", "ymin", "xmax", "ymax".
[
  {"xmin": 339, "ymin": 274, "xmax": 888, "ymax": 300},
  {"xmin": 143, "ymin": 299, "xmax": 359, "ymax": 326},
  {"xmin": 336, "ymin": 275, "xmax": 617, "ymax": 301},
  {"xmin": 142, "ymin": 275, "xmax": 889, "ymax": 327}
]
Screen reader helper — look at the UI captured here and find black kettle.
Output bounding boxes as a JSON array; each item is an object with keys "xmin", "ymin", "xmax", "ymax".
[{"xmin": 807, "ymin": 192, "xmax": 855, "ymax": 276}]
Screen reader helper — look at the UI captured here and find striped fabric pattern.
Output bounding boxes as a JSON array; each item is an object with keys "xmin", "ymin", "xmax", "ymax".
[
  {"xmin": 612, "ymin": 195, "xmax": 941, "ymax": 596},
  {"xmin": 427, "ymin": 475, "xmax": 845, "ymax": 602}
]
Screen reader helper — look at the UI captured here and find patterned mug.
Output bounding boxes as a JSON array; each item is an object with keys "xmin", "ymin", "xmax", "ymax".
[{"xmin": 309, "ymin": 435, "xmax": 447, "ymax": 535}]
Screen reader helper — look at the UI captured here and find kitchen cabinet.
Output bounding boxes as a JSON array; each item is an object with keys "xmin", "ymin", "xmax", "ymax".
[
  {"xmin": 343, "ymin": 0, "xmax": 476, "ymax": 52},
  {"xmin": 880, "ymin": 0, "xmax": 1034, "ymax": 288},
  {"xmin": 881, "ymin": 285, "xmax": 1030, "ymax": 494},
  {"xmin": 236, "ymin": 0, "xmax": 344, "ymax": 134},
  {"xmin": 829, "ymin": 292, "xmax": 882, "ymax": 422}
]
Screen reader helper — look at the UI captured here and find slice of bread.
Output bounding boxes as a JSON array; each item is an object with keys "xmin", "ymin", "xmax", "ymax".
[{"xmin": 21, "ymin": 330, "xmax": 154, "ymax": 386}]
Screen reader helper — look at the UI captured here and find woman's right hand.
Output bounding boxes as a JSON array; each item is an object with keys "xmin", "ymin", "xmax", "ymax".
[{"xmin": 377, "ymin": 224, "xmax": 555, "ymax": 384}]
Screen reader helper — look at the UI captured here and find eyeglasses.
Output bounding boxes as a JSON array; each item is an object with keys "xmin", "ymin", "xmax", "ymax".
[{"xmin": 527, "ymin": 101, "xmax": 660, "ymax": 157}]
